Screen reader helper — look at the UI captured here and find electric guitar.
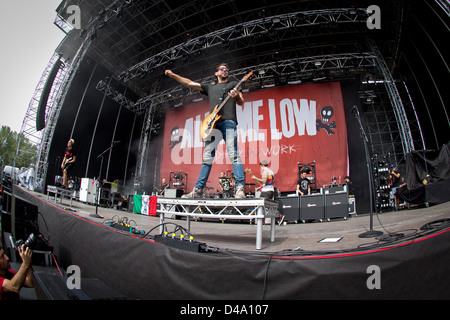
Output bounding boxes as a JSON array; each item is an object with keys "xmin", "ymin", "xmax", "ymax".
[
  {"xmin": 154, "ymin": 185, "xmax": 168, "ymax": 196},
  {"xmin": 200, "ymin": 71, "xmax": 253, "ymax": 141},
  {"xmin": 62, "ymin": 157, "xmax": 73, "ymax": 170},
  {"xmin": 245, "ymin": 168, "xmax": 262, "ymax": 191}
]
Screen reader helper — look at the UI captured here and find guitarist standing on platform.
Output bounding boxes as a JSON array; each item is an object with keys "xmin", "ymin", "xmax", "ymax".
[
  {"xmin": 165, "ymin": 63, "xmax": 246, "ymax": 199},
  {"xmin": 61, "ymin": 139, "xmax": 76, "ymax": 189}
]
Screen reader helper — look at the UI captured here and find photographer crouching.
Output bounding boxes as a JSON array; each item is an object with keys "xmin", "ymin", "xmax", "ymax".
[{"xmin": 0, "ymin": 243, "xmax": 34, "ymax": 300}]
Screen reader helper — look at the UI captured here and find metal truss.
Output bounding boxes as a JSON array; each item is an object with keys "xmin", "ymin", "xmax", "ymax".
[
  {"xmin": 123, "ymin": 52, "xmax": 378, "ymax": 113},
  {"xmin": 95, "ymin": 80, "xmax": 135, "ymax": 110},
  {"xmin": 157, "ymin": 197, "xmax": 278, "ymax": 220},
  {"xmin": 359, "ymin": 82, "xmax": 405, "ymax": 165},
  {"xmin": 435, "ymin": 0, "xmax": 450, "ymax": 17},
  {"xmin": 367, "ymin": 39, "xmax": 414, "ymax": 156},
  {"xmin": 120, "ymin": 8, "xmax": 370, "ymax": 82}
]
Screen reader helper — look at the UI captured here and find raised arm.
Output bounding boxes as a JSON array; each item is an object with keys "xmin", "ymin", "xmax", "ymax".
[{"xmin": 165, "ymin": 70, "xmax": 204, "ymax": 92}]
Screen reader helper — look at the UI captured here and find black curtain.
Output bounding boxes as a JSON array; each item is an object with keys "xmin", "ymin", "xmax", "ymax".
[
  {"xmin": 405, "ymin": 143, "xmax": 450, "ymax": 189},
  {"xmin": 341, "ymin": 80, "xmax": 371, "ymax": 214}
]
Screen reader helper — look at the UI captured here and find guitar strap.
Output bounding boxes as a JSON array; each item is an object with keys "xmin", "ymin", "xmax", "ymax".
[
  {"xmin": 218, "ymin": 86, "xmax": 228, "ymax": 116},
  {"xmin": 218, "ymin": 82, "xmax": 238, "ymax": 116},
  {"xmin": 218, "ymin": 86, "xmax": 227, "ymax": 102}
]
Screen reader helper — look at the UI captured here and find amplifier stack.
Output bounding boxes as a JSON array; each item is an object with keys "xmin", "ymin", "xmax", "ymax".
[{"xmin": 277, "ymin": 191, "xmax": 351, "ymax": 223}]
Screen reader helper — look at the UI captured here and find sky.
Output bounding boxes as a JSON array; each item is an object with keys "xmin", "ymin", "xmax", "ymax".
[{"xmin": 0, "ymin": 0, "xmax": 65, "ymax": 133}]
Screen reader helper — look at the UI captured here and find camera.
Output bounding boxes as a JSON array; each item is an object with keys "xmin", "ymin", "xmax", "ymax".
[{"xmin": 15, "ymin": 233, "xmax": 37, "ymax": 250}]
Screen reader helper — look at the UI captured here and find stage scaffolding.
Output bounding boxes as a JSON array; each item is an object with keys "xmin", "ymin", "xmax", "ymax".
[
  {"xmin": 157, "ymin": 197, "xmax": 279, "ymax": 250},
  {"xmin": 15, "ymin": 2, "xmax": 422, "ymax": 199}
]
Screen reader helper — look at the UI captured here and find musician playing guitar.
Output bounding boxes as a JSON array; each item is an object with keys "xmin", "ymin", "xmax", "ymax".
[
  {"xmin": 155, "ymin": 178, "xmax": 169, "ymax": 196},
  {"xmin": 247, "ymin": 160, "xmax": 275, "ymax": 200},
  {"xmin": 165, "ymin": 63, "xmax": 247, "ymax": 199},
  {"xmin": 61, "ymin": 139, "xmax": 76, "ymax": 189}
]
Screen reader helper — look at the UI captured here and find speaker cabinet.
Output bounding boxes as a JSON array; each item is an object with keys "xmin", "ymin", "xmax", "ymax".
[
  {"xmin": 300, "ymin": 194, "xmax": 324, "ymax": 221},
  {"xmin": 164, "ymin": 188, "xmax": 184, "ymax": 198},
  {"xmin": 277, "ymin": 196, "xmax": 300, "ymax": 221},
  {"xmin": 324, "ymin": 192, "xmax": 349, "ymax": 220},
  {"xmin": 127, "ymin": 195, "xmax": 134, "ymax": 212}
]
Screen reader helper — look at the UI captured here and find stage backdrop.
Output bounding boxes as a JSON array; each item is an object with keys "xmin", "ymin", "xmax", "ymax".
[{"xmin": 160, "ymin": 82, "xmax": 348, "ymax": 192}]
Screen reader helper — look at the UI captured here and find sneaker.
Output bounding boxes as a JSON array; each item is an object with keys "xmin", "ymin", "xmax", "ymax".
[
  {"xmin": 234, "ymin": 185, "xmax": 246, "ymax": 199},
  {"xmin": 181, "ymin": 187, "xmax": 203, "ymax": 198}
]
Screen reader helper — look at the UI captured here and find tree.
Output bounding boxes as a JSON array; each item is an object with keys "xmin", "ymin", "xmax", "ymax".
[{"xmin": 0, "ymin": 126, "xmax": 37, "ymax": 170}]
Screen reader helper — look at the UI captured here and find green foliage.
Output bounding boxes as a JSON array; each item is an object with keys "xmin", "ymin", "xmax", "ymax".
[{"xmin": 0, "ymin": 125, "xmax": 37, "ymax": 170}]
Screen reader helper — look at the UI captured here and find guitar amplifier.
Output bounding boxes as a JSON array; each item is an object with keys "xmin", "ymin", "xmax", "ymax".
[
  {"xmin": 164, "ymin": 188, "xmax": 184, "ymax": 198},
  {"xmin": 300, "ymin": 194, "xmax": 324, "ymax": 221},
  {"xmin": 277, "ymin": 196, "xmax": 300, "ymax": 221},
  {"xmin": 324, "ymin": 192, "xmax": 349, "ymax": 219}
]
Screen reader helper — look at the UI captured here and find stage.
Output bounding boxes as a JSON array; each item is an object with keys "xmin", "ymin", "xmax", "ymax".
[{"xmin": 3, "ymin": 185, "xmax": 450, "ymax": 300}]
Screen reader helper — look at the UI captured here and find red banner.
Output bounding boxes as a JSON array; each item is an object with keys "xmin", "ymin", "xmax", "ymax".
[{"xmin": 160, "ymin": 82, "xmax": 348, "ymax": 193}]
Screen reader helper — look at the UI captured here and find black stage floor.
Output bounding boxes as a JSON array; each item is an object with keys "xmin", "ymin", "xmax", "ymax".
[{"xmin": 31, "ymin": 189, "xmax": 450, "ymax": 253}]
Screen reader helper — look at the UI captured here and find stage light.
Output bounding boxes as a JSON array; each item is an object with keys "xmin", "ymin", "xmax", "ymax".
[
  {"xmin": 313, "ymin": 76, "xmax": 326, "ymax": 82},
  {"xmin": 272, "ymin": 18, "xmax": 281, "ymax": 24},
  {"xmin": 288, "ymin": 80, "xmax": 302, "ymax": 85}
]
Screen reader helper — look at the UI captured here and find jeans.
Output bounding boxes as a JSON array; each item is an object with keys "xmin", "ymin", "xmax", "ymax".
[{"xmin": 195, "ymin": 120, "xmax": 245, "ymax": 188}]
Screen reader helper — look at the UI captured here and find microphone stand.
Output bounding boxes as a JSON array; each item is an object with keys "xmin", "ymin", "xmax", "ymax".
[
  {"xmin": 90, "ymin": 143, "xmax": 117, "ymax": 219},
  {"xmin": 352, "ymin": 106, "xmax": 383, "ymax": 238}
]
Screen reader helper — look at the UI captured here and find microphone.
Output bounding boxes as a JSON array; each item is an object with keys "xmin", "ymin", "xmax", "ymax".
[{"xmin": 111, "ymin": 140, "xmax": 121, "ymax": 144}]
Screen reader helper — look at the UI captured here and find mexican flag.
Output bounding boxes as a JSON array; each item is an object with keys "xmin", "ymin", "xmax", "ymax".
[{"xmin": 133, "ymin": 195, "xmax": 157, "ymax": 216}]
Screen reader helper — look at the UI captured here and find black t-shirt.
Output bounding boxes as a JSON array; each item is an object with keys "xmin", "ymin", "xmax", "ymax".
[
  {"xmin": 391, "ymin": 172, "xmax": 401, "ymax": 187},
  {"xmin": 201, "ymin": 81, "xmax": 239, "ymax": 122},
  {"xmin": 65, "ymin": 147, "xmax": 77, "ymax": 161},
  {"xmin": 346, "ymin": 181, "xmax": 355, "ymax": 195},
  {"xmin": 297, "ymin": 177, "xmax": 310, "ymax": 194}
]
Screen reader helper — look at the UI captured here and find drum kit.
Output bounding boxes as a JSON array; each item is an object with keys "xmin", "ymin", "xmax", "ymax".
[
  {"xmin": 202, "ymin": 174, "xmax": 257, "ymax": 199},
  {"xmin": 167, "ymin": 170, "xmax": 257, "ymax": 198}
]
